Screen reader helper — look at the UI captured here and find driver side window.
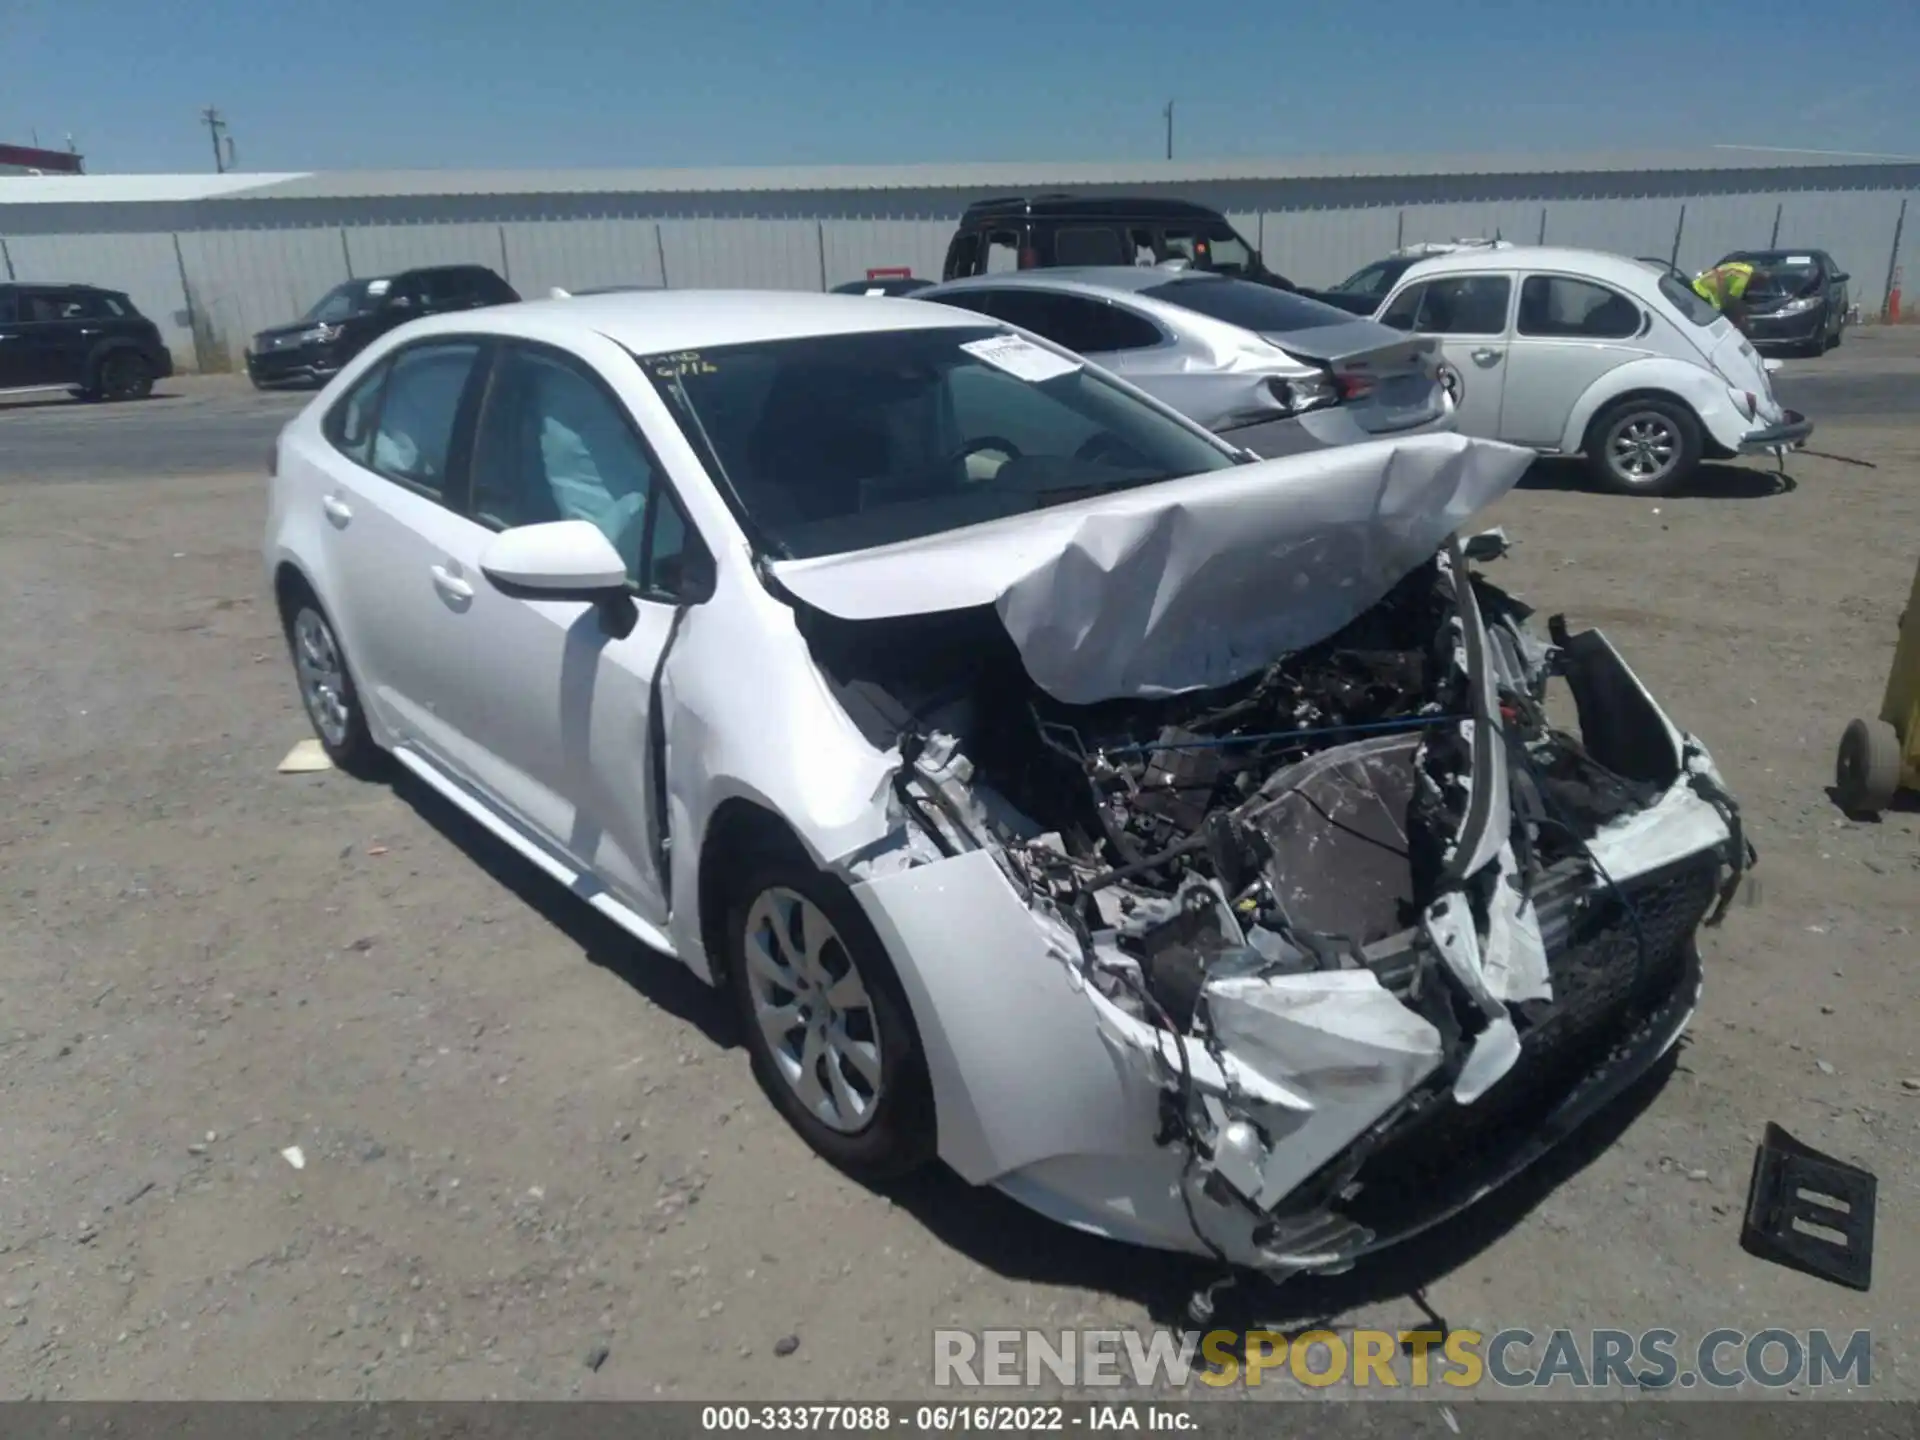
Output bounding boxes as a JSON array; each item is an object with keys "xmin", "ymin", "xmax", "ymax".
[{"xmin": 469, "ymin": 344, "xmax": 661, "ymax": 586}]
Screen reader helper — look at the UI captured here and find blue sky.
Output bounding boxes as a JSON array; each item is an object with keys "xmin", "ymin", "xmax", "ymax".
[{"xmin": 5, "ymin": 0, "xmax": 1916, "ymax": 173}]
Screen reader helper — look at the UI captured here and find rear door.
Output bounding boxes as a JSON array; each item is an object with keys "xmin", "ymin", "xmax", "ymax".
[
  {"xmin": 307, "ymin": 338, "xmax": 494, "ymax": 766},
  {"xmin": 1377, "ymin": 272, "xmax": 1514, "ymax": 439},
  {"xmin": 1498, "ymin": 274, "xmax": 1649, "ymax": 447}
]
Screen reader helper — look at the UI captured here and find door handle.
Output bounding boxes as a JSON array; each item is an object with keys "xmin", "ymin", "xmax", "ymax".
[
  {"xmin": 1471, "ymin": 348, "xmax": 1501, "ymax": 364},
  {"xmin": 80, "ymin": 327, "xmax": 101, "ymax": 336},
  {"xmin": 430, "ymin": 565, "xmax": 474, "ymax": 603},
  {"xmin": 322, "ymin": 494, "xmax": 353, "ymax": 524}
]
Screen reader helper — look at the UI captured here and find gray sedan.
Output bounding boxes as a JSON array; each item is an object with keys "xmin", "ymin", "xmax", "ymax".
[{"xmin": 917, "ymin": 267, "xmax": 1456, "ymax": 457}]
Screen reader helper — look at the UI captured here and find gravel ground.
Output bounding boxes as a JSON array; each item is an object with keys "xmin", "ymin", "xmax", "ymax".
[{"xmin": 1, "ymin": 333, "xmax": 1917, "ymax": 1402}]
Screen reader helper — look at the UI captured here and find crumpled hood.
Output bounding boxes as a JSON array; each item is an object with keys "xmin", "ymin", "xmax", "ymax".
[{"xmin": 769, "ymin": 432, "xmax": 1536, "ymax": 705}]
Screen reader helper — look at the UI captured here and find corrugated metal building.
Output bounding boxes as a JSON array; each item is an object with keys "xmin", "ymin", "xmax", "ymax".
[{"xmin": 3, "ymin": 148, "xmax": 1915, "ymax": 372}]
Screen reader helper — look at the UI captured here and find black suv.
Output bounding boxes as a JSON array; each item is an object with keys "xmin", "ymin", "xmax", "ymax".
[
  {"xmin": 0, "ymin": 282, "xmax": 174, "ymax": 402},
  {"xmin": 246, "ymin": 264, "xmax": 519, "ymax": 389},
  {"xmin": 941, "ymin": 196, "xmax": 1296, "ymax": 288}
]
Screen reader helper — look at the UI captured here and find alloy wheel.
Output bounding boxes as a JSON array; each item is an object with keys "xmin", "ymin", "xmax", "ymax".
[
  {"xmin": 292, "ymin": 606, "xmax": 351, "ymax": 748},
  {"xmin": 1606, "ymin": 412, "xmax": 1679, "ymax": 486},
  {"xmin": 740, "ymin": 886, "xmax": 884, "ymax": 1134}
]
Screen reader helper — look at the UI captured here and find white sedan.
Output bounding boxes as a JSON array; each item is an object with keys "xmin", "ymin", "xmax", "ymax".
[
  {"xmin": 266, "ymin": 290, "xmax": 1749, "ymax": 1279},
  {"xmin": 1374, "ymin": 246, "xmax": 1811, "ymax": 494}
]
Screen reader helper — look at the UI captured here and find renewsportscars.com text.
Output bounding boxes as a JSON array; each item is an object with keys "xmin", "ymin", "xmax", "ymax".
[{"xmin": 932, "ymin": 1328, "xmax": 1873, "ymax": 1391}]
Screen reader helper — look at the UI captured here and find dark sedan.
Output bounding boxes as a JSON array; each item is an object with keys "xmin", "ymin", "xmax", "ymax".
[
  {"xmin": 1718, "ymin": 249, "xmax": 1850, "ymax": 355},
  {"xmin": 830, "ymin": 276, "xmax": 934, "ymax": 296}
]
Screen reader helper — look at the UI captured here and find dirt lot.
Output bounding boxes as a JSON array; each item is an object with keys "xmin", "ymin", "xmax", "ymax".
[{"xmin": 1, "ymin": 340, "xmax": 1917, "ymax": 1402}]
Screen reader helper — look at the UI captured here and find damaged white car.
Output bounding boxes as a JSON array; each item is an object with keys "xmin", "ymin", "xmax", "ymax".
[{"xmin": 265, "ymin": 291, "xmax": 1752, "ymax": 1280}]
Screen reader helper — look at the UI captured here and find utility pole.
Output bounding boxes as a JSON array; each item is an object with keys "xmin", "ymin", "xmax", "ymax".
[
  {"xmin": 1163, "ymin": 100, "xmax": 1175, "ymax": 160},
  {"xmin": 201, "ymin": 106, "xmax": 229, "ymax": 173}
]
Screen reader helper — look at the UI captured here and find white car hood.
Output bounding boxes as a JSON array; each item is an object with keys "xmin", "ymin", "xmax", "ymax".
[{"xmin": 769, "ymin": 432, "xmax": 1536, "ymax": 705}]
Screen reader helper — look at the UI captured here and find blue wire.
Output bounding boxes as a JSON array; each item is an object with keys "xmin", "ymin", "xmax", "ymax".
[{"xmin": 1104, "ymin": 713, "xmax": 1468, "ymax": 758}]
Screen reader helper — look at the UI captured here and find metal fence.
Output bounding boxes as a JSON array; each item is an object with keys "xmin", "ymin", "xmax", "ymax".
[{"xmin": 4, "ymin": 187, "xmax": 1913, "ymax": 373}]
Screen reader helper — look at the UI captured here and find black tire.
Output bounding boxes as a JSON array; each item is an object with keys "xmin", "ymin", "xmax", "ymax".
[
  {"xmin": 1834, "ymin": 717, "xmax": 1902, "ymax": 816},
  {"xmin": 722, "ymin": 851, "xmax": 935, "ymax": 1180},
  {"xmin": 279, "ymin": 581, "xmax": 382, "ymax": 775},
  {"xmin": 93, "ymin": 350, "xmax": 155, "ymax": 402},
  {"xmin": 1584, "ymin": 396, "xmax": 1703, "ymax": 497}
]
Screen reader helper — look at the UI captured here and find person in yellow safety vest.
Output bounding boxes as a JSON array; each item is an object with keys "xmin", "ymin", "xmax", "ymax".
[{"xmin": 1692, "ymin": 260, "xmax": 1758, "ymax": 334}]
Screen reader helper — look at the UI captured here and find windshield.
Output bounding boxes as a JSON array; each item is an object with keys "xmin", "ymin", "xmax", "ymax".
[
  {"xmin": 301, "ymin": 280, "xmax": 378, "ymax": 324},
  {"xmin": 1142, "ymin": 277, "xmax": 1352, "ymax": 333},
  {"xmin": 1659, "ymin": 274, "xmax": 1721, "ymax": 327},
  {"xmin": 1332, "ymin": 259, "xmax": 1411, "ymax": 296},
  {"xmin": 638, "ymin": 324, "xmax": 1238, "ymax": 561}
]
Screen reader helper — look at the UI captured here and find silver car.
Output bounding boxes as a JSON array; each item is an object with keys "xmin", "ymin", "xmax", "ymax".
[{"xmin": 918, "ymin": 267, "xmax": 1455, "ymax": 457}]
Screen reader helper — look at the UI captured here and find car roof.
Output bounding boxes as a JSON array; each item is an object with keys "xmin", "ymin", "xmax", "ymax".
[
  {"xmin": 393, "ymin": 288, "xmax": 997, "ymax": 353},
  {"xmin": 1722, "ymin": 249, "xmax": 1827, "ymax": 264},
  {"xmin": 959, "ymin": 195, "xmax": 1227, "ymax": 222},
  {"xmin": 928, "ymin": 266, "xmax": 1234, "ymax": 299},
  {"xmin": 1397, "ymin": 245, "xmax": 1664, "ymax": 287}
]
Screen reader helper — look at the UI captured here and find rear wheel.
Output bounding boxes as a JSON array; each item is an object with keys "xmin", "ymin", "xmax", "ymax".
[
  {"xmin": 1834, "ymin": 717, "xmax": 1902, "ymax": 816},
  {"xmin": 1585, "ymin": 397, "xmax": 1701, "ymax": 497},
  {"xmin": 94, "ymin": 350, "xmax": 155, "ymax": 402},
  {"xmin": 281, "ymin": 585, "xmax": 380, "ymax": 774},
  {"xmin": 723, "ymin": 853, "xmax": 934, "ymax": 1180}
]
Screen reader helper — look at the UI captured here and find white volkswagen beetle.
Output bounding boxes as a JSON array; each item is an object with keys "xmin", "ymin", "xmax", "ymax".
[{"xmin": 1373, "ymin": 246, "xmax": 1811, "ymax": 495}]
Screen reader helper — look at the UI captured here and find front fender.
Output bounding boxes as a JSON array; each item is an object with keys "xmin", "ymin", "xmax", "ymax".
[
  {"xmin": 1560, "ymin": 358, "xmax": 1747, "ymax": 456},
  {"xmin": 660, "ymin": 581, "xmax": 900, "ymax": 976}
]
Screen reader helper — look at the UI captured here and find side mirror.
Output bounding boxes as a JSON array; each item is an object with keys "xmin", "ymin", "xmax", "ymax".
[
  {"xmin": 1833, "ymin": 272, "xmax": 1850, "ymax": 284},
  {"xmin": 480, "ymin": 520, "xmax": 628, "ymax": 599}
]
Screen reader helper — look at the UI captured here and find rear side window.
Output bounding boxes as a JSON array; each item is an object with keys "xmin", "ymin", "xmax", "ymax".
[
  {"xmin": 1517, "ymin": 277, "xmax": 1642, "ymax": 339},
  {"xmin": 984, "ymin": 230, "xmax": 1021, "ymax": 274},
  {"xmin": 1380, "ymin": 276, "xmax": 1511, "ymax": 335},
  {"xmin": 988, "ymin": 290, "xmax": 1163, "ymax": 353},
  {"xmin": 944, "ymin": 232, "xmax": 982, "ymax": 279},
  {"xmin": 368, "ymin": 341, "xmax": 484, "ymax": 496},
  {"xmin": 1142, "ymin": 277, "xmax": 1350, "ymax": 333},
  {"xmin": 1052, "ymin": 226, "xmax": 1127, "ymax": 267},
  {"xmin": 325, "ymin": 361, "xmax": 390, "ymax": 467},
  {"xmin": 1659, "ymin": 274, "xmax": 1721, "ymax": 327}
]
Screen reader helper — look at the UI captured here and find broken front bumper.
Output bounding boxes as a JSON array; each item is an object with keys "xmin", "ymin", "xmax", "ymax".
[{"xmin": 848, "ymin": 626, "xmax": 1745, "ymax": 1277}]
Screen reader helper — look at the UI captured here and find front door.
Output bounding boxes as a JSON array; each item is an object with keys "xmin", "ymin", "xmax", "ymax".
[
  {"xmin": 426, "ymin": 339, "xmax": 707, "ymax": 921},
  {"xmin": 1498, "ymin": 274, "xmax": 1648, "ymax": 447},
  {"xmin": 8, "ymin": 288, "xmax": 91, "ymax": 387},
  {"xmin": 0, "ymin": 290, "xmax": 30, "ymax": 387},
  {"xmin": 1378, "ymin": 272, "xmax": 1514, "ymax": 439}
]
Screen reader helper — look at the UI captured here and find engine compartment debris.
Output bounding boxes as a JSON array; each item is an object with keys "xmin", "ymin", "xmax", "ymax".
[{"xmin": 801, "ymin": 530, "xmax": 1748, "ymax": 1276}]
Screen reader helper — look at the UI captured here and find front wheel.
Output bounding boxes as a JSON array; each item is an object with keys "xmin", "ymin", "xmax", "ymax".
[
  {"xmin": 724, "ymin": 856, "xmax": 935, "ymax": 1180},
  {"xmin": 1584, "ymin": 397, "xmax": 1702, "ymax": 497}
]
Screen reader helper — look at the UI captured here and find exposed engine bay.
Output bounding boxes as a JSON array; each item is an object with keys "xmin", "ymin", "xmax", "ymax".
[{"xmin": 790, "ymin": 535, "xmax": 1750, "ymax": 1275}]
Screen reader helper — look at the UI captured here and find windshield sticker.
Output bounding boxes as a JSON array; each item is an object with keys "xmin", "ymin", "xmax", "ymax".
[
  {"xmin": 961, "ymin": 334, "xmax": 1081, "ymax": 383},
  {"xmin": 1785, "ymin": 255, "xmax": 1813, "ymax": 265},
  {"xmin": 365, "ymin": 278, "xmax": 391, "ymax": 296},
  {"xmin": 865, "ymin": 287, "xmax": 886, "ymax": 296},
  {"xmin": 647, "ymin": 350, "xmax": 718, "ymax": 379}
]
